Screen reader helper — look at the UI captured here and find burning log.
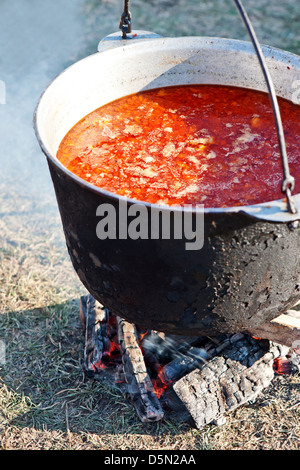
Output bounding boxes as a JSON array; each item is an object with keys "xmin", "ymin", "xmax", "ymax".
[
  {"xmin": 141, "ymin": 331, "xmax": 203, "ymax": 363},
  {"xmin": 117, "ymin": 317, "xmax": 164, "ymax": 423},
  {"xmin": 79, "ymin": 295, "xmax": 297, "ymax": 428},
  {"xmin": 158, "ymin": 333, "xmax": 246, "ymax": 386},
  {"xmin": 173, "ymin": 336, "xmax": 290, "ymax": 430},
  {"xmin": 157, "ymin": 346, "xmax": 208, "ymax": 386}
]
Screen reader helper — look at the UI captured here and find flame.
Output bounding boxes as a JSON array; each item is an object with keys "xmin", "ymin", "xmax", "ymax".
[
  {"xmin": 91, "ymin": 338, "xmax": 121, "ymax": 372},
  {"xmin": 152, "ymin": 366, "xmax": 172, "ymax": 399},
  {"xmin": 152, "ymin": 376, "xmax": 169, "ymax": 399},
  {"xmin": 139, "ymin": 331, "xmax": 149, "ymax": 342},
  {"xmin": 103, "ymin": 340, "xmax": 120, "ymax": 359}
]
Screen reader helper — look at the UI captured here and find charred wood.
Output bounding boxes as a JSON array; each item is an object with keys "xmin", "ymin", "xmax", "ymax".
[
  {"xmin": 141, "ymin": 331, "xmax": 202, "ymax": 364},
  {"xmin": 173, "ymin": 336, "xmax": 289, "ymax": 429},
  {"xmin": 117, "ymin": 317, "xmax": 164, "ymax": 423},
  {"xmin": 158, "ymin": 346, "xmax": 208, "ymax": 386},
  {"xmin": 79, "ymin": 297, "xmax": 296, "ymax": 427},
  {"xmin": 80, "ymin": 294, "xmax": 110, "ymax": 376},
  {"xmin": 159, "ymin": 333, "xmax": 246, "ymax": 385}
]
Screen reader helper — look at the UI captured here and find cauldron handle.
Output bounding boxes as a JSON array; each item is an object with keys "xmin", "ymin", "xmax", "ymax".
[{"xmin": 233, "ymin": 0, "xmax": 297, "ymax": 216}]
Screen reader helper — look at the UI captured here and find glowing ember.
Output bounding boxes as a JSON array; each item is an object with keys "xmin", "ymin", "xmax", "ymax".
[
  {"xmin": 152, "ymin": 379, "xmax": 168, "ymax": 399},
  {"xmin": 152, "ymin": 366, "xmax": 171, "ymax": 399},
  {"xmin": 94, "ymin": 339, "xmax": 121, "ymax": 371},
  {"xmin": 273, "ymin": 357, "xmax": 292, "ymax": 375}
]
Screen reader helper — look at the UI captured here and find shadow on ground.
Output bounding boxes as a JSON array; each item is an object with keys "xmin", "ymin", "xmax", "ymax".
[{"xmin": 0, "ymin": 299, "xmax": 192, "ymax": 441}]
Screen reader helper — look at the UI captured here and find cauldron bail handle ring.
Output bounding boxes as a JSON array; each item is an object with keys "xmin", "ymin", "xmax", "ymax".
[{"xmin": 233, "ymin": 0, "xmax": 297, "ymax": 215}]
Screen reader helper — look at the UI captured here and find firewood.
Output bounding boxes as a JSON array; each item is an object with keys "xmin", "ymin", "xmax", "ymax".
[
  {"xmin": 248, "ymin": 310, "xmax": 300, "ymax": 348},
  {"xmin": 141, "ymin": 330, "xmax": 202, "ymax": 364},
  {"xmin": 173, "ymin": 336, "xmax": 289, "ymax": 430},
  {"xmin": 159, "ymin": 333, "xmax": 246, "ymax": 385},
  {"xmin": 80, "ymin": 297, "xmax": 298, "ymax": 426},
  {"xmin": 80, "ymin": 294, "xmax": 110, "ymax": 375},
  {"xmin": 158, "ymin": 347, "xmax": 208, "ymax": 385},
  {"xmin": 117, "ymin": 317, "xmax": 164, "ymax": 423}
]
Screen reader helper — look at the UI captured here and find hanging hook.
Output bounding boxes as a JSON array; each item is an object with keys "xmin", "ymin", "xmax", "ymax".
[{"xmin": 119, "ymin": 0, "xmax": 132, "ymax": 39}]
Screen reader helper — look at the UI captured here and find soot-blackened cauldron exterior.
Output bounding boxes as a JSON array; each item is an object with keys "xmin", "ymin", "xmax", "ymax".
[{"xmin": 34, "ymin": 36, "xmax": 300, "ymax": 336}]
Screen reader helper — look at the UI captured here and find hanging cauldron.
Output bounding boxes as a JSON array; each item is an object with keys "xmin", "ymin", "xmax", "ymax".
[{"xmin": 34, "ymin": 7, "xmax": 300, "ymax": 336}]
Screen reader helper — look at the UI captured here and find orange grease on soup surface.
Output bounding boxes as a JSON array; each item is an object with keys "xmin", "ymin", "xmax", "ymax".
[{"xmin": 57, "ymin": 85, "xmax": 300, "ymax": 207}]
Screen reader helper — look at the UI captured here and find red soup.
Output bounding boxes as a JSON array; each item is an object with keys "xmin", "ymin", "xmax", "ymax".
[{"xmin": 56, "ymin": 85, "xmax": 300, "ymax": 207}]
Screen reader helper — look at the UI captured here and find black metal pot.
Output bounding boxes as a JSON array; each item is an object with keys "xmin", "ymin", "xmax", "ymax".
[{"xmin": 34, "ymin": 36, "xmax": 300, "ymax": 336}]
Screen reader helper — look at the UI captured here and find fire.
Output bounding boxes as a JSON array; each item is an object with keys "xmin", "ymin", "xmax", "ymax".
[
  {"xmin": 91, "ymin": 338, "xmax": 121, "ymax": 372},
  {"xmin": 103, "ymin": 341, "xmax": 120, "ymax": 361},
  {"xmin": 89, "ymin": 322, "xmax": 173, "ymax": 400},
  {"xmin": 138, "ymin": 331, "xmax": 149, "ymax": 345},
  {"xmin": 138, "ymin": 331, "xmax": 172, "ymax": 398},
  {"xmin": 273, "ymin": 357, "xmax": 292, "ymax": 375},
  {"xmin": 153, "ymin": 379, "xmax": 168, "ymax": 399},
  {"xmin": 152, "ymin": 366, "xmax": 172, "ymax": 399},
  {"xmin": 91, "ymin": 361, "xmax": 106, "ymax": 372},
  {"xmin": 152, "ymin": 376, "xmax": 169, "ymax": 399}
]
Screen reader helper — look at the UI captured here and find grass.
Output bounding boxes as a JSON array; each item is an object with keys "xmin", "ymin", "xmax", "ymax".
[
  {"xmin": 0, "ymin": 203, "xmax": 299, "ymax": 450},
  {"xmin": 85, "ymin": 0, "xmax": 300, "ymax": 55}
]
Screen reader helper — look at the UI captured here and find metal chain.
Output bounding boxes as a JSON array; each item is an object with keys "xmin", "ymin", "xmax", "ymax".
[{"xmin": 233, "ymin": 0, "xmax": 297, "ymax": 214}]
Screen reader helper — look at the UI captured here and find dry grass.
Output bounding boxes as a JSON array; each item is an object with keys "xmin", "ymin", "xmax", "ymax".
[{"xmin": 0, "ymin": 199, "xmax": 299, "ymax": 451}]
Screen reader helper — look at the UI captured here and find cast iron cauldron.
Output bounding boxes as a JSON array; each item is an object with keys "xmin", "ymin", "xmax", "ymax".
[{"xmin": 34, "ymin": 36, "xmax": 300, "ymax": 336}]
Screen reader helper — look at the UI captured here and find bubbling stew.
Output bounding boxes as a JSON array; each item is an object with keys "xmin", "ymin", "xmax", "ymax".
[{"xmin": 57, "ymin": 85, "xmax": 300, "ymax": 207}]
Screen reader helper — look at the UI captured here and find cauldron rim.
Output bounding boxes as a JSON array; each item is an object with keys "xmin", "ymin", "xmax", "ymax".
[{"xmin": 33, "ymin": 35, "xmax": 300, "ymax": 222}]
